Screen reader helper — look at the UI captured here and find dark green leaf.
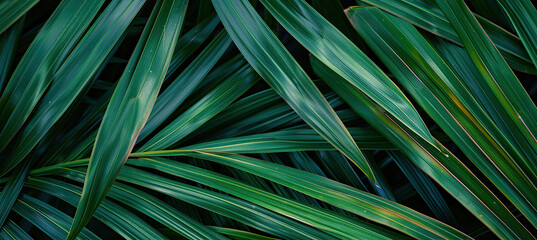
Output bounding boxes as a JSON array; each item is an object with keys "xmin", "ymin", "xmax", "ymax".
[
  {"xmin": 68, "ymin": 0, "xmax": 188, "ymax": 238},
  {"xmin": 0, "ymin": 0, "xmax": 39, "ymax": 34},
  {"xmin": 212, "ymin": 0, "xmax": 376, "ymax": 184}
]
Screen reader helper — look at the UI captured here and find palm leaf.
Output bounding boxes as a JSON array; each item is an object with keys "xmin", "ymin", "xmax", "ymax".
[
  {"xmin": 0, "ymin": 0, "xmax": 104, "ymax": 163},
  {"xmin": 211, "ymin": 0, "xmax": 376, "ymax": 183},
  {"xmin": 0, "ymin": 0, "xmax": 146, "ymax": 175},
  {"xmin": 359, "ymin": 0, "xmax": 537, "ymax": 74},
  {"xmin": 0, "ymin": 0, "xmax": 39, "ymax": 34},
  {"xmin": 68, "ymin": 0, "xmax": 188, "ymax": 238},
  {"xmin": 155, "ymin": 153, "xmax": 468, "ymax": 239},
  {"xmin": 497, "ymin": 0, "xmax": 537, "ymax": 69},
  {"xmin": 2, "ymin": 0, "xmax": 537, "ymax": 239},
  {"xmin": 26, "ymin": 177, "xmax": 169, "ymax": 240},
  {"xmin": 312, "ymin": 55, "xmax": 533, "ymax": 239},
  {"xmin": 0, "ymin": 19, "xmax": 23, "ymax": 91},
  {"xmin": 347, "ymin": 5, "xmax": 537, "ymax": 227}
]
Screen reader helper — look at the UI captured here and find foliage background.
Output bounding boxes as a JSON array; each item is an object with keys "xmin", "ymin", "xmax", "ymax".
[{"xmin": 1, "ymin": 0, "xmax": 537, "ymax": 239}]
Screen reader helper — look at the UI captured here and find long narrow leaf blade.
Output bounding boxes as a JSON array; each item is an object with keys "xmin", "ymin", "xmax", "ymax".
[
  {"xmin": 359, "ymin": 0, "xmax": 537, "ymax": 74},
  {"xmin": 140, "ymin": 64, "xmax": 258, "ymax": 151},
  {"xmin": 138, "ymin": 31, "xmax": 232, "ymax": 141},
  {"xmin": 0, "ymin": 161, "xmax": 30, "ymax": 227},
  {"xmin": 36, "ymin": 162, "xmax": 341, "ymax": 240},
  {"xmin": 211, "ymin": 0, "xmax": 376, "ymax": 183},
  {"xmin": 68, "ymin": 1, "xmax": 188, "ymax": 238},
  {"xmin": 498, "ymin": 0, "xmax": 537, "ymax": 69},
  {"xmin": 165, "ymin": 153, "xmax": 470, "ymax": 240},
  {"xmin": 434, "ymin": 0, "xmax": 537, "ymax": 225},
  {"xmin": 133, "ymin": 127, "xmax": 394, "ymax": 157},
  {"xmin": 260, "ymin": 0, "xmax": 434, "ymax": 145},
  {"xmin": 126, "ymin": 158, "xmax": 405, "ymax": 240},
  {"xmin": 13, "ymin": 195, "xmax": 100, "ymax": 240},
  {"xmin": 0, "ymin": 0, "xmax": 146, "ymax": 176},
  {"xmin": 0, "ymin": 19, "xmax": 24, "ymax": 92},
  {"xmin": 0, "ymin": 0, "xmax": 39, "ymax": 34},
  {"xmin": 27, "ymin": 177, "xmax": 168, "ymax": 240},
  {"xmin": 0, "ymin": 0, "xmax": 104, "ymax": 160},
  {"xmin": 346, "ymin": 6, "xmax": 537, "ymax": 226},
  {"xmin": 311, "ymin": 56, "xmax": 534, "ymax": 239}
]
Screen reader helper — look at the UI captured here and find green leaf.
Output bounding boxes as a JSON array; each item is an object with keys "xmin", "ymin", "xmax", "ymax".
[
  {"xmin": 0, "ymin": 0, "xmax": 105, "ymax": 162},
  {"xmin": 209, "ymin": 227, "xmax": 277, "ymax": 240},
  {"xmin": 133, "ymin": 127, "xmax": 394, "ymax": 157},
  {"xmin": 26, "ymin": 177, "xmax": 168, "ymax": 240},
  {"xmin": 182, "ymin": 89, "xmax": 346, "ymax": 144},
  {"xmin": 389, "ymin": 151, "xmax": 458, "ymax": 226},
  {"xmin": 0, "ymin": 0, "xmax": 39, "ymax": 34},
  {"xmin": 126, "ymin": 158, "xmax": 405, "ymax": 240},
  {"xmin": 0, "ymin": 18, "xmax": 24, "ymax": 92},
  {"xmin": 346, "ymin": 5, "xmax": 537, "ymax": 227},
  {"xmin": 259, "ymin": 0, "xmax": 434, "ymax": 145},
  {"xmin": 28, "ymin": 176, "xmax": 224, "ymax": 240},
  {"xmin": 12, "ymin": 194, "xmax": 100, "ymax": 240},
  {"xmin": 36, "ymin": 161, "xmax": 340, "ymax": 240},
  {"xmin": 139, "ymin": 64, "xmax": 258, "ymax": 151},
  {"xmin": 109, "ymin": 183, "xmax": 228, "ymax": 240},
  {"xmin": 118, "ymin": 167, "xmax": 340, "ymax": 240},
  {"xmin": 430, "ymin": 36, "xmax": 537, "ymax": 189},
  {"xmin": 498, "ymin": 0, "xmax": 537, "ymax": 69},
  {"xmin": 197, "ymin": 1, "xmax": 215, "ymax": 23},
  {"xmin": 311, "ymin": 0, "xmax": 364, "ymax": 48},
  {"xmin": 38, "ymin": 87, "xmax": 113, "ymax": 167},
  {"xmin": 0, "ymin": 161, "xmax": 30, "ymax": 227},
  {"xmin": 467, "ymin": 0, "xmax": 513, "ymax": 30},
  {"xmin": 1, "ymin": 219, "xmax": 32, "ymax": 240},
  {"xmin": 173, "ymin": 152, "xmax": 469, "ymax": 240},
  {"xmin": 359, "ymin": 0, "xmax": 537, "ymax": 74},
  {"xmin": 363, "ymin": 152, "xmax": 396, "ymax": 201},
  {"xmin": 311, "ymin": 56, "xmax": 534, "ymax": 239},
  {"xmin": 68, "ymin": 0, "xmax": 188, "ymax": 238},
  {"xmin": 315, "ymin": 151, "xmax": 369, "ymax": 192},
  {"xmin": 138, "ymin": 31, "xmax": 232, "ymax": 141},
  {"xmin": 211, "ymin": 0, "xmax": 376, "ymax": 184},
  {"xmin": 434, "ymin": 0, "xmax": 537, "ymax": 226},
  {"xmin": 165, "ymin": 15, "xmax": 220, "ymax": 83},
  {"xmin": 0, "ymin": 0, "xmax": 146, "ymax": 175}
]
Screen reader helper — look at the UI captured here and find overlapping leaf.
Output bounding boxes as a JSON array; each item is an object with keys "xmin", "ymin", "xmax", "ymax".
[
  {"xmin": 311, "ymin": 55, "xmax": 534, "ymax": 239},
  {"xmin": 211, "ymin": 0, "xmax": 376, "ymax": 183},
  {"xmin": 0, "ymin": 0, "xmax": 147, "ymax": 175},
  {"xmin": 358, "ymin": 0, "xmax": 537, "ymax": 74},
  {"xmin": 347, "ymin": 6, "xmax": 537, "ymax": 227},
  {"xmin": 0, "ymin": 0, "xmax": 104, "ymax": 163},
  {"xmin": 68, "ymin": 0, "xmax": 187, "ymax": 238},
  {"xmin": 0, "ymin": 0, "xmax": 39, "ymax": 34}
]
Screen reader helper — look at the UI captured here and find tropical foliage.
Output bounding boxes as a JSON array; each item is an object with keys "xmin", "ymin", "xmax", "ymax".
[{"xmin": 1, "ymin": 0, "xmax": 537, "ymax": 239}]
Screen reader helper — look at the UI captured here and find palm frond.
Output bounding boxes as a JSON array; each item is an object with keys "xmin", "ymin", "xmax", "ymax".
[{"xmin": 1, "ymin": 0, "xmax": 537, "ymax": 239}]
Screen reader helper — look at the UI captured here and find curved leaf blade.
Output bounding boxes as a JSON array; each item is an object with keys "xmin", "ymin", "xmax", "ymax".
[
  {"xmin": 0, "ymin": 0, "xmax": 146, "ymax": 175},
  {"xmin": 359, "ymin": 0, "xmax": 537, "ymax": 74},
  {"xmin": 0, "ymin": 0, "xmax": 39, "ymax": 34},
  {"xmin": 346, "ymin": 6, "xmax": 537, "ymax": 226},
  {"xmin": 126, "ymin": 158, "xmax": 405, "ymax": 240},
  {"xmin": 211, "ymin": 0, "xmax": 376, "ymax": 184},
  {"xmin": 133, "ymin": 127, "xmax": 394, "ymax": 157},
  {"xmin": 498, "ymin": 0, "xmax": 537, "ymax": 69},
  {"xmin": 260, "ymin": 0, "xmax": 434, "ymax": 145},
  {"xmin": 68, "ymin": 0, "xmax": 188, "ymax": 238},
  {"xmin": 140, "ymin": 65, "xmax": 258, "ymax": 151},
  {"xmin": 158, "ymin": 153, "xmax": 470, "ymax": 240},
  {"xmin": 0, "ymin": 0, "xmax": 104, "ymax": 160},
  {"xmin": 26, "ymin": 177, "xmax": 168, "ymax": 240},
  {"xmin": 311, "ymin": 56, "xmax": 534, "ymax": 239},
  {"xmin": 138, "ymin": 31, "xmax": 233, "ymax": 142}
]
